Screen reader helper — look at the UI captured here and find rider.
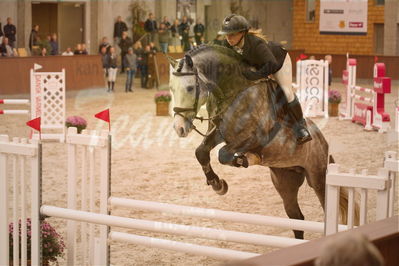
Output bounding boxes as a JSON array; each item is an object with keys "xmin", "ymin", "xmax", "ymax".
[{"xmin": 218, "ymin": 14, "xmax": 312, "ymax": 145}]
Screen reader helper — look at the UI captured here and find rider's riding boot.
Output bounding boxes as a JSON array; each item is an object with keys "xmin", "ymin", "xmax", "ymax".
[{"xmin": 286, "ymin": 96, "xmax": 312, "ymax": 145}]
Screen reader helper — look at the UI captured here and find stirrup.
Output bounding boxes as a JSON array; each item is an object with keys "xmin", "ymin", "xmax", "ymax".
[{"xmin": 232, "ymin": 153, "xmax": 249, "ymax": 168}]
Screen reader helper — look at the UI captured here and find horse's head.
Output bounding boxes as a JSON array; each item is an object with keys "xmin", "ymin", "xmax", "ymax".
[{"xmin": 168, "ymin": 54, "xmax": 209, "ymax": 137}]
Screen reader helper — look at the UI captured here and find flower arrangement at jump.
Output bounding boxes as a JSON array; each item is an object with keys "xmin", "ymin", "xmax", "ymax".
[
  {"xmin": 154, "ymin": 90, "xmax": 171, "ymax": 116},
  {"xmin": 328, "ymin": 90, "xmax": 342, "ymax": 104},
  {"xmin": 328, "ymin": 90, "xmax": 342, "ymax": 117},
  {"xmin": 154, "ymin": 90, "xmax": 172, "ymax": 103},
  {"xmin": 65, "ymin": 116, "xmax": 87, "ymax": 133},
  {"xmin": 9, "ymin": 218, "xmax": 65, "ymax": 264}
]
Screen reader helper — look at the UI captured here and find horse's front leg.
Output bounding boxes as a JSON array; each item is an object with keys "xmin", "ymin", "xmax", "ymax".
[{"xmin": 195, "ymin": 128, "xmax": 228, "ymax": 195}]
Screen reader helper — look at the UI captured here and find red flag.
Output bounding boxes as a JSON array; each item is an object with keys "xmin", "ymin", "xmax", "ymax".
[
  {"xmin": 299, "ymin": 53, "xmax": 308, "ymax": 60},
  {"xmin": 296, "ymin": 57, "xmax": 300, "ymax": 62},
  {"xmin": 26, "ymin": 117, "xmax": 41, "ymax": 132},
  {"xmin": 27, "ymin": 117, "xmax": 41, "ymax": 140},
  {"xmin": 95, "ymin": 109, "xmax": 111, "ymax": 131},
  {"xmin": 374, "ymin": 56, "xmax": 378, "ymax": 63}
]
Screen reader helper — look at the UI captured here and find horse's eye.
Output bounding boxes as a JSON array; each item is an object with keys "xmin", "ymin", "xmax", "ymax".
[{"xmin": 186, "ymin": 86, "xmax": 194, "ymax": 92}]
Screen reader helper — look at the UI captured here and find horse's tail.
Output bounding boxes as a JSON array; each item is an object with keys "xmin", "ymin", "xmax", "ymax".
[{"xmin": 328, "ymin": 154, "xmax": 360, "ymax": 226}]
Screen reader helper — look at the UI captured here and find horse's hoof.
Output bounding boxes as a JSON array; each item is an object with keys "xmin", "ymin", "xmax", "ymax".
[{"xmin": 214, "ymin": 179, "xmax": 228, "ymax": 195}]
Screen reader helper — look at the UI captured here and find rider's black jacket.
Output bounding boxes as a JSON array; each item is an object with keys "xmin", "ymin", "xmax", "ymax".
[{"xmin": 223, "ymin": 33, "xmax": 287, "ymax": 79}]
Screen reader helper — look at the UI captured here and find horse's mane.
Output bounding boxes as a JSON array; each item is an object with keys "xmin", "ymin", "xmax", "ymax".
[{"xmin": 185, "ymin": 44, "xmax": 244, "ymax": 62}]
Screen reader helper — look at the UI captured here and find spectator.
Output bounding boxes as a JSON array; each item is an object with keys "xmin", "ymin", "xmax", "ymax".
[
  {"xmin": 105, "ymin": 46, "xmax": 118, "ymax": 92},
  {"xmin": 74, "ymin": 44, "xmax": 84, "ymax": 55},
  {"xmin": 49, "ymin": 33, "xmax": 59, "ymax": 55},
  {"xmin": 149, "ymin": 42, "xmax": 158, "ymax": 54},
  {"xmin": 118, "ymin": 31, "xmax": 133, "ymax": 73},
  {"xmin": 4, "ymin": 17, "xmax": 16, "ymax": 48},
  {"xmin": 61, "ymin": 47, "xmax": 74, "ymax": 56},
  {"xmin": 40, "ymin": 47, "xmax": 47, "ymax": 57},
  {"xmin": 29, "ymin": 24, "xmax": 39, "ymax": 51},
  {"xmin": 0, "ymin": 19, "xmax": 3, "ymax": 43},
  {"xmin": 325, "ymin": 54, "xmax": 333, "ymax": 87},
  {"xmin": 212, "ymin": 34, "xmax": 224, "ymax": 45},
  {"xmin": 99, "ymin": 36, "xmax": 110, "ymax": 53},
  {"xmin": 170, "ymin": 19, "xmax": 181, "ymax": 47},
  {"xmin": 123, "ymin": 47, "xmax": 137, "ymax": 93},
  {"xmin": 81, "ymin": 43, "xmax": 88, "ymax": 54},
  {"xmin": 144, "ymin": 13, "xmax": 158, "ymax": 43},
  {"xmin": 315, "ymin": 233, "xmax": 384, "ymax": 266},
  {"xmin": 158, "ymin": 23, "xmax": 169, "ymax": 53},
  {"xmin": 134, "ymin": 41, "xmax": 147, "ymax": 88},
  {"xmin": 0, "ymin": 37, "xmax": 14, "ymax": 57},
  {"xmin": 194, "ymin": 19, "xmax": 205, "ymax": 45},
  {"xmin": 100, "ymin": 46, "xmax": 108, "ymax": 78},
  {"xmin": 113, "ymin": 16, "xmax": 128, "ymax": 43},
  {"xmin": 162, "ymin": 16, "xmax": 171, "ymax": 30},
  {"xmin": 179, "ymin": 16, "xmax": 190, "ymax": 50},
  {"xmin": 145, "ymin": 44, "xmax": 157, "ymax": 89}
]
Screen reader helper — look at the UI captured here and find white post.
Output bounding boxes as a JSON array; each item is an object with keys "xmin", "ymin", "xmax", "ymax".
[
  {"xmin": 0, "ymin": 135, "xmax": 9, "ymax": 266},
  {"xmin": 376, "ymin": 168, "xmax": 390, "ymax": 220},
  {"xmin": 325, "ymin": 164, "xmax": 341, "ymax": 235},
  {"xmin": 30, "ymin": 140, "xmax": 41, "ymax": 266},
  {"xmin": 67, "ymin": 128, "xmax": 77, "ymax": 266},
  {"xmin": 12, "ymin": 152, "xmax": 19, "ymax": 266},
  {"xmin": 99, "ymin": 132, "xmax": 111, "ymax": 266}
]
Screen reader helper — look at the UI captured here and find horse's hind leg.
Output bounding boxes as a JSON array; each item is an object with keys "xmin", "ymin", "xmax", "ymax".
[{"xmin": 270, "ymin": 167, "xmax": 306, "ymax": 239}]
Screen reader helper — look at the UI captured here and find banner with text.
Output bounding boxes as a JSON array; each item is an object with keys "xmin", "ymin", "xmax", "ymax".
[{"xmin": 320, "ymin": 0, "xmax": 367, "ymax": 35}]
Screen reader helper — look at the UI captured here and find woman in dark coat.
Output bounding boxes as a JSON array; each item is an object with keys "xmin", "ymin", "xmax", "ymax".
[{"xmin": 219, "ymin": 14, "xmax": 312, "ymax": 145}]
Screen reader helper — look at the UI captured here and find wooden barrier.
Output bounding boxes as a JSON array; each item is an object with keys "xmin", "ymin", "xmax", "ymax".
[{"xmin": 0, "ymin": 55, "xmax": 104, "ymax": 95}]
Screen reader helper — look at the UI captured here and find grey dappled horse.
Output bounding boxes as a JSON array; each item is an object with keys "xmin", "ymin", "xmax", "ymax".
[{"xmin": 168, "ymin": 45, "xmax": 348, "ymax": 239}]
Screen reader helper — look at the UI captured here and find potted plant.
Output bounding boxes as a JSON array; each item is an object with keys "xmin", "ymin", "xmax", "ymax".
[
  {"xmin": 154, "ymin": 90, "xmax": 171, "ymax": 116},
  {"xmin": 9, "ymin": 218, "xmax": 65, "ymax": 265},
  {"xmin": 65, "ymin": 116, "xmax": 87, "ymax": 133},
  {"xmin": 328, "ymin": 90, "xmax": 342, "ymax": 117}
]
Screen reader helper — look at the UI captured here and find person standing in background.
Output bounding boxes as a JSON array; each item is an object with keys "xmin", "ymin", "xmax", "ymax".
[
  {"xmin": 118, "ymin": 31, "xmax": 133, "ymax": 73},
  {"xmin": 4, "ymin": 17, "xmax": 16, "ymax": 48},
  {"xmin": 29, "ymin": 24, "xmax": 39, "ymax": 52},
  {"xmin": 325, "ymin": 54, "xmax": 333, "ymax": 88},
  {"xmin": 158, "ymin": 23, "xmax": 169, "ymax": 53},
  {"xmin": 0, "ymin": 37, "xmax": 14, "ymax": 57},
  {"xmin": 49, "ymin": 33, "xmax": 59, "ymax": 55},
  {"xmin": 123, "ymin": 47, "xmax": 137, "ymax": 93},
  {"xmin": 162, "ymin": 16, "xmax": 171, "ymax": 30},
  {"xmin": 99, "ymin": 36, "xmax": 110, "ymax": 53},
  {"xmin": 106, "ymin": 46, "xmax": 118, "ymax": 92},
  {"xmin": 144, "ymin": 13, "xmax": 158, "ymax": 44},
  {"xmin": 62, "ymin": 47, "xmax": 74, "ymax": 56},
  {"xmin": 194, "ymin": 19, "xmax": 205, "ymax": 45},
  {"xmin": 114, "ymin": 16, "xmax": 128, "ymax": 44},
  {"xmin": 178, "ymin": 16, "xmax": 190, "ymax": 50},
  {"xmin": 100, "ymin": 46, "xmax": 108, "ymax": 86},
  {"xmin": 0, "ymin": 19, "xmax": 4, "ymax": 44},
  {"xmin": 134, "ymin": 41, "xmax": 146, "ymax": 88},
  {"xmin": 170, "ymin": 19, "xmax": 181, "ymax": 47}
]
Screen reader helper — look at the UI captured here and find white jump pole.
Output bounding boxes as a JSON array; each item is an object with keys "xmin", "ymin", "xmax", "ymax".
[
  {"xmin": 109, "ymin": 197, "xmax": 347, "ymax": 233},
  {"xmin": 40, "ymin": 205, "xmax": 307, "ymax": 248},
  {"xmin": 0, "ymin": 99, "xmax": 30, "ymax": 115},
  {"xmin": 0, "ymin": 110, "xmax": 29, "ymax": 115},
  {"xmin": 109, "ymin": 231, "xmax": 260, "ymax": 261}
]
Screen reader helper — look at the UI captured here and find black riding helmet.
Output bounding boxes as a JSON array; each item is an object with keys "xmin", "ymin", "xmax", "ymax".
[{"xmin": 218, "ymin": 14, "xmax": 250, "ymax": 35}]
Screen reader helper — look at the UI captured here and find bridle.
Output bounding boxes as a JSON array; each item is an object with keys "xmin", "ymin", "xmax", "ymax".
[{"xmin": 172, "ymin": 57, "xmax": 225, "ymax": 137}]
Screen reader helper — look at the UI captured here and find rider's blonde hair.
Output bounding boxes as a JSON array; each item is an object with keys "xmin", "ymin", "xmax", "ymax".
[{"xmin": 248, "ymin": 29, "xmax": 268, "ymax": 43}]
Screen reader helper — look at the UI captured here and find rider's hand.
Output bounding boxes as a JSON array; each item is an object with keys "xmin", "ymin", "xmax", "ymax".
[{"xmin": 242, "ymin": 69, "xmax": 263, "ymax": 81}]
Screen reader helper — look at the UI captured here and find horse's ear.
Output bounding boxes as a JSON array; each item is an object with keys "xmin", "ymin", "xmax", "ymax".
[
  {"xmin": 185, "ymin": 55, "xmax": 194, "ymax": 68},
  {"xmin": 165, "ymin": 54, "xmax": 178, "ymax": 68}
]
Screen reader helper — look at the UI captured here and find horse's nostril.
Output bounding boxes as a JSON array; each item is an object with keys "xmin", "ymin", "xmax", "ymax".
[{"xmin": 179, "ymin": 127, "xmax": 184, "ymax": 136}]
